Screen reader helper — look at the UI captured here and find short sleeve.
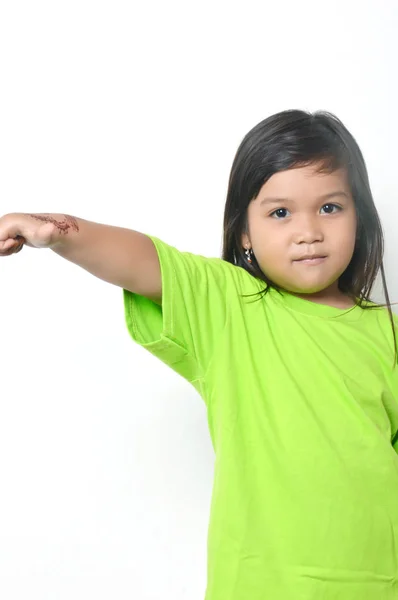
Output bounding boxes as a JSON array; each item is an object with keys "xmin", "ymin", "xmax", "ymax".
[{"xmin": 123, "ymin": 235, "xmax": 258, "ymax": 392}]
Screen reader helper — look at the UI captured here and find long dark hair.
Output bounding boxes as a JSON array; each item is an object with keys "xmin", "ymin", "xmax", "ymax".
[{"xmin": 222, "ymin": 109, "xmax": 397, "ymax": 367}]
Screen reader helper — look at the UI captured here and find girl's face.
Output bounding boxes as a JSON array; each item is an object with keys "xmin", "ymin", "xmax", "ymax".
[{"xmin": 241, "ymin": 163, "xmax": 357, "ymax": 302}]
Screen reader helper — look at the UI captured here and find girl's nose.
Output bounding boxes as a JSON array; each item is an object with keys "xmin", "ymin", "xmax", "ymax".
[{"xmin": 294, "ymin": 217, "xmax": 324, "ymax": 244}]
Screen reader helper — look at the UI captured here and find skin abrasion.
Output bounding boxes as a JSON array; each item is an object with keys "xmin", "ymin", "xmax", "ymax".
[{"xmin": 26, "ymin": 214, "xmax": 80, "ymax": 234}]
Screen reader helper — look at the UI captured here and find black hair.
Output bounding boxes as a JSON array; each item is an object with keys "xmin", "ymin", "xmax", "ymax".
[{"xmin": 222, "ymin": 109, "xmax": 397, "ymax": 367}]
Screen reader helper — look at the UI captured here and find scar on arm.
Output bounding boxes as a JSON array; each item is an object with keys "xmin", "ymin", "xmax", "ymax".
[{"xmin": 25, "ymin": 214, "xmax": 80, "ymax": 234}]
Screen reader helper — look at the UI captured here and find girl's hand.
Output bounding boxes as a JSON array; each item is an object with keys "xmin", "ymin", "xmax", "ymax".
[{"xmin": 0, "ymin": 213, "xmax": 60, "ymax": 256}]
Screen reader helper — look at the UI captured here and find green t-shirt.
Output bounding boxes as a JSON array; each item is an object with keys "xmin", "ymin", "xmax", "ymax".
[{"xmin": 123, "ymin": 235, "xmax": 398, "ymax": 600}]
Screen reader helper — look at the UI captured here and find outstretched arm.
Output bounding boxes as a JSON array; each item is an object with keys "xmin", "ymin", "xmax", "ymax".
[{"xmin": 0, "ymin": 213, "xmax": 162, "ymax": 304}]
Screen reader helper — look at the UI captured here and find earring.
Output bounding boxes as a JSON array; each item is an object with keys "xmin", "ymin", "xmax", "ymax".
[{"xmin": 244, "ymin": 247, "xmax": 253, "ymax": 263}]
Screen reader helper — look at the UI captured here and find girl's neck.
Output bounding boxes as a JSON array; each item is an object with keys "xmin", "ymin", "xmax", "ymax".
[{"xmin": 291, "ymin": 289, "xmax": 356, "ymax": 310}]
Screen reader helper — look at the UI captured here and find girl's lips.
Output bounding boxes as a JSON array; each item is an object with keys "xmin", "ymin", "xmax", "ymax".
[{"xmin": 294, "ymin": 256, "xmax": 327, "ymax": 265}]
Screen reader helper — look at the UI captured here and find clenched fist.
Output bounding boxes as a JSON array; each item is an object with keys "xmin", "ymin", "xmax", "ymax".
[{"xmin": 0, "ymin": 213, "xmax": 79, "ymax": 256}]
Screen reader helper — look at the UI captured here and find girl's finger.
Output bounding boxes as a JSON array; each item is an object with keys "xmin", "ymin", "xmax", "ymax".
[{"xmin": 0, "ymin": 237, "xmax": 25, "ymax": 255}]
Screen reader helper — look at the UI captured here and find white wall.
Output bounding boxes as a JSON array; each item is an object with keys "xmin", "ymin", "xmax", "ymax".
[{"xmin": 0, "ymin": 1, "xmax": 397, "ymax": 598}]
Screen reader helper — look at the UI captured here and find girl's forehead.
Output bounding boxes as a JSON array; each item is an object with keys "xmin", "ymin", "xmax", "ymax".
[{"xmin": 259, "ymin": 165, "xmax": 349, "ymax": 195}]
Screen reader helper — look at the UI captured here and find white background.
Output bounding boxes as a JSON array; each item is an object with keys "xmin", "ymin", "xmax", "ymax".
[{"xmin": 0, "ymin": 1, "xmax": 397, "ymax": 598}]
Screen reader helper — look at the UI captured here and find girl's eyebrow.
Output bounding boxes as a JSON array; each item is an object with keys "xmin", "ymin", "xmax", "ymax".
[{"xmin": 259, "ymin": 191, "xmax": 349, "ymax": 206}]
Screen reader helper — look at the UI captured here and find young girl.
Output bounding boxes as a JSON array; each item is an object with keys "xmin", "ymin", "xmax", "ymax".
[{"xmin": 1, "ymin": 109, "xmax": 398, "ymax": 599}]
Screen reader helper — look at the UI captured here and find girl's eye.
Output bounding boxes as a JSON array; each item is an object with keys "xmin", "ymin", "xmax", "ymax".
[
  {"xmin": 320, "ymin": 203, "xmax": 341, "ymax": 214},
  {"xmin": 270, "ymin": 208, "xmax": 290, "ymax": 219}
]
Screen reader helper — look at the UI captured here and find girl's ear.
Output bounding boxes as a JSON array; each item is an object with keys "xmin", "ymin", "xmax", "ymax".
[{"xmin": 241, "ymin": 233, "xmax": 250, "ymax": 249}]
